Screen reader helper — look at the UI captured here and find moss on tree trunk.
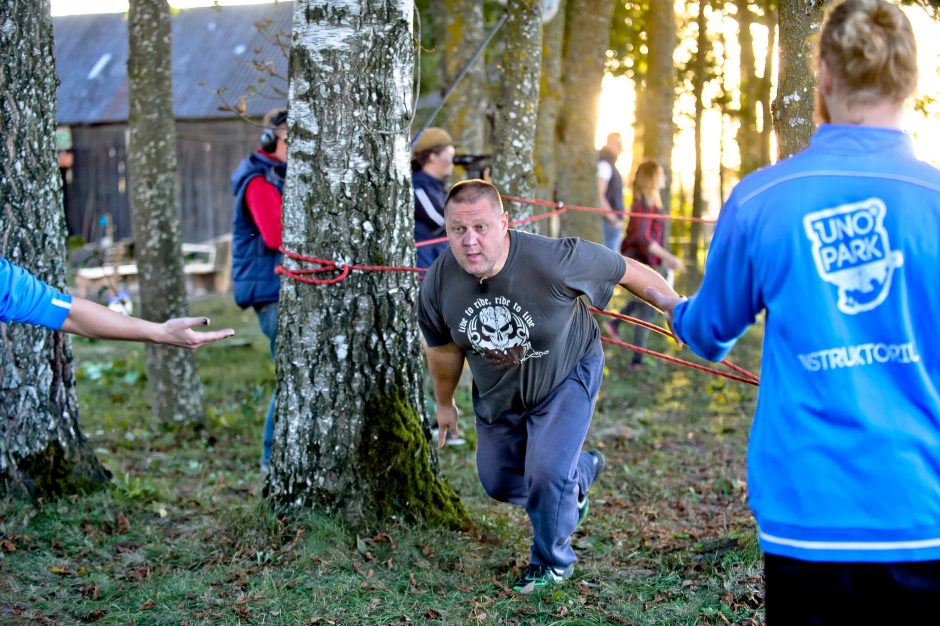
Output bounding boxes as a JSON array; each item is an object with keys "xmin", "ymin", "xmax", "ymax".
[{"xmin": 357, "ymin": 391, "xmax": 468, "ymax": 529}]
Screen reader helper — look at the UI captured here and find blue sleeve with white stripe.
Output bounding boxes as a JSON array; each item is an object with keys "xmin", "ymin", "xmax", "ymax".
[{"xmin": 0, "ymin": 259, "xmax": 73, "ymax": 330}]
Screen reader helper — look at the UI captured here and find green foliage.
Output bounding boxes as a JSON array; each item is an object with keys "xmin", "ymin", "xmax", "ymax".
[
  {"xmin": 0, "ymin": 294, "xmax": 766, "ymax": 624},
  {"xmin": 609, "ymin": 1, "xmax": 648, "ymax": 78}
]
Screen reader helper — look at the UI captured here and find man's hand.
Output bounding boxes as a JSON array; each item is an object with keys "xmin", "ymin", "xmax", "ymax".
[
  {"xmin": 645, "ymin": 287, "xmax": 685, "ymax": 349},
  {"xmin": 663, "ymin": 253, "xmax": 684, "ymax": 273},
  {"xmin": 159, "ymin": 317, "xmax": 236, "ymax": 349},
  {"xmin": 436, "ymin": 401, "xmax": 460, "ymax": 449}
]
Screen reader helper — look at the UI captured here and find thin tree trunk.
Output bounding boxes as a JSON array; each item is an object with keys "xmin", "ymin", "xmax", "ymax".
[
  {"xmin": 555, "ymin": 0, "xmax": 613, "ymax": 242},
  {"xmin": 268, "ymin": 0, "xmax": 466, "ymax": 530},
  {"xmin": 444, "ymin": 0, "xmax": 487, "ymax": 154},
  {"xmin": 127, "ymin": 0, "xmax": 205, "ymax": 426},
  {"xmin": 735, "ymin": 0, "xmax": 762, "ymax": 175},
  {"xmin": 760, "ymin": 3, "xmax": 777, "ymax": 165},
  {"xmin": 773, "ymin": 0, "xmax": 827, "ymax": 159},
  {"xmin": 533, "ymin": 0, "xmax": 566, "ymax": 233},
  {"xmin": 0, "ymin": 0, "xmax": 110, "ymax": 498},
  {"xmin": 642, "ymin": 0, "xmax": 677, "ymax": 215},
  {"xmin": 492, "ymin": 0, "xmax": 542, "ymax": 220},
  {"xmin": 689, "ymin": 0, "xmax": 708, "ymax": 269}
]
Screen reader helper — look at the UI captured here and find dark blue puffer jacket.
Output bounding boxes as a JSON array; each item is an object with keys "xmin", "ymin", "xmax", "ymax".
[{"xmin": 230, "ymin": 152, "xmax": 286, "ymax": 309}]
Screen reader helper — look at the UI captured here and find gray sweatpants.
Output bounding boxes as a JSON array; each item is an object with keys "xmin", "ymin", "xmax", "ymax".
[{"xmin": 475, "ymin": 345, "xmax": 605, "ymax": 568}]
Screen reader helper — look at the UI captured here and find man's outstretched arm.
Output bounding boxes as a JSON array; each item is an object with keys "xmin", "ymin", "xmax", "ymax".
[{"xmin": 618, "ymin": 257, "xmax": 684, "ymax": 346}]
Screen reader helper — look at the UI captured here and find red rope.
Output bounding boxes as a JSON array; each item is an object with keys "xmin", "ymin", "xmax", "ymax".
[
  {"xmin": 502, "ymin": 195, "xmax": 717, "ymax": 224},
  {"xmin": 276, "ymin": 247, "xmax": 425, "ymax": 285},
  {"xmin": 600, "ymin": 335, "xmax": 759, "ymax": 386},
  {"xmin": 589, "ymin": 306, "xmax": 760, "ymax": 385}
]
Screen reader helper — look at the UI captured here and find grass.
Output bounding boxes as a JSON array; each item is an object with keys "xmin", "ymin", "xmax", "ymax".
[{"xmin": 0, "ymin": 290, "xmax": 765, "ymax": 625}]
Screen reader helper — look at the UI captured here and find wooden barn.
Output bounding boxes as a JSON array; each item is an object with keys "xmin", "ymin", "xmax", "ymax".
[{"xmin": 54, "ymin": 1, "xmax": 291, "ymax": 246}]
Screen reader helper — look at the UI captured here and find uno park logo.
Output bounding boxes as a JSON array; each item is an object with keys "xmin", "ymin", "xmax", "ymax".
[{"xmin": 803, "ymin": 198, "xmax": 903, "ymax": 315}]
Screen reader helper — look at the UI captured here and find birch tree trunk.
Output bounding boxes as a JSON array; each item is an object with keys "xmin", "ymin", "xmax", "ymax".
[
  {"xmin": 554, "ymin": 0, "xmax": 613, "ymax": 241},
  {"xmin": 533, "ymin": 0, "xmax": 566, "ymax": 222},
  {"xmin": 127, "ymin": 0, "xmax": 205, "ymax": 426},
  {"xmin": 0, "ymin": 0, "xmax": 110, "ymax": 498},
  {"xmin": 444, "ymin": 0, "xmax": 487, "ymax": 155},
  {"xmin": 774, "ymin": 0, "xmax": 827, "ymax": 159},
  {"xmin": 268, "ymin": 0, "xmax": 466, "ymax": 530},
  {"xmin": 492, "ymin": 0, "xmax": 542, "ymax": 220}
]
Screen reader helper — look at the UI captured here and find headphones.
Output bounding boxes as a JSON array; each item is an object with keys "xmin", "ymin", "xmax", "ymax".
[{"xmin": 260, "ymin": 109, "xmax": 288, "ymax": 154}]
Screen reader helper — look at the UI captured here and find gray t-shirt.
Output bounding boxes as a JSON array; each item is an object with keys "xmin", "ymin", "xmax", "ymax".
[{"xmin": 419, "ymin": 230, "xmax": 626, "ymax": 423}]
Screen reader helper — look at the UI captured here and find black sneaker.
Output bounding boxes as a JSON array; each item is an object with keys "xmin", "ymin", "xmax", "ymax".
[
  {"xmin": 577, "ymin": 449, "xmax": 606, "ymax": 529},
  {"xmin": 512, "ymin": 563, "xmax": 574, "ymax": 594}
]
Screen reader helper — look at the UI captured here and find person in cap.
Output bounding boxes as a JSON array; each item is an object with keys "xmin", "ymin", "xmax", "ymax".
[
  {"xmin": 646, "ymin": 1, "xmax": 940, "ymax": 622},
  {"xmin": 230, "ymin": 107, "xmax": 288, "ymax": 474},
  {"xmin": 419, "ymin": 180, "xmax": 681, "ymax": 593},
  {"xmin": 412, "ymin": 127, "xmax": 455, "ymax": 269}
]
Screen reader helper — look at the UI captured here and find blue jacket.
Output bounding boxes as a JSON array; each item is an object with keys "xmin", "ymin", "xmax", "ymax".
[
  {"xmin": 230, "ymin": 152, "xmax": 285, "ymax": 309},
  {"xmin": 0, "ymin": 259, "xmax": 72, "ymax": 329},
  {"xmin": 412, "ymin": 170, "xmax": 449, "ymax": 269},
  {"xmin": 674, "ymin": 125, "xmax": 940, "ymax": 562}
]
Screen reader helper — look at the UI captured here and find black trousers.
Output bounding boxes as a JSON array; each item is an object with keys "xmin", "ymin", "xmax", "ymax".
[{"xmin": 764, "ymin": 553, "xmax": 940, "ymax": 625}]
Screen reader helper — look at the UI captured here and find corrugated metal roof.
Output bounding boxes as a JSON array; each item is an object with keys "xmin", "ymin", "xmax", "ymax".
[{"xmin": 54, "ymin": 1, "xmax": 292, "ymax": 125}]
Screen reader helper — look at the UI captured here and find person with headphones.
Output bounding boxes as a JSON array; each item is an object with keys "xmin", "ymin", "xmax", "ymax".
[{"xmin": 230, "ymin": 108, "xmax": 288, "ymax": 474}]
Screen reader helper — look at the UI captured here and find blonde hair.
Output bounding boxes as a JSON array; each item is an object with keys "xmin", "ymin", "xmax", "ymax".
[
  {"xmin": 817, "ymin": 0, "xmax": 917, "ymax": 108},
  {"xmin": 632, "ymin": 160, "xmax": 664, "ymax": 209}
]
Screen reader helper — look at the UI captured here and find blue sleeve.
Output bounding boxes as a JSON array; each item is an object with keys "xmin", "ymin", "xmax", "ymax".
[
  {"xmin": 0, "ymin": 259, "xmax": 73, "ymax": 330},
  {"xmin": 673, "ymin": 194, "xmax": 761, "ymax": 362}
]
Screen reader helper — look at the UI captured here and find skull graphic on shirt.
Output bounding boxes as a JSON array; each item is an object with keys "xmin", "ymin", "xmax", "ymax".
[{"xmin": 469, "ymin": 305, "xmax": 529, "ymax": 352}]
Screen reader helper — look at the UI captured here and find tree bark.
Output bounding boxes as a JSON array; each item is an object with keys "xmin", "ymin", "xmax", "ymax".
[
  {"xmin": 268, "ymin": 0, "xmax": 467, "ymax": 531},
  {"xmin": 689, "ymin": 0, "xmax": 708, "ymax": 268},
  {"xmin": 127, "ymin": 0, "xmax": 205, "ymax": 426},
  {"xmin": 492, "ymin": 0, "xmax": 542, "ymax": 219},
  {"xmin": 444, "ymin": 0, "xmax": 487, "ymax": 155},
  {"xmin": 555, "ymin": 0, "xmax": 613, "ymax": 241},
  {"xmin": 0, "ymin": 0, "xmax": 110, "ymax": 499},
  {"xmin": 760, "ymin": 2, "xmax": 777, "ymax": 165},
  {"xmin": 735, "ymin": 0, "xmax": 762, "ymax": 175},
  {"xmin": 774, "ymin": 0, "xmax": 827, "ymax": 159},
  {"xmin": 533, "ymin": 0, "xmax": 565, "ymax": 236},
  {"xmin": 642, "ymin": 0, "xmax": 678, "ymax": 215}
]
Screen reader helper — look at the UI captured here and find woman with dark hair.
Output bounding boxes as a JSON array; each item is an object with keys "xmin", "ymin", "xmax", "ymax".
[
  {"xmin": 604, "ymin": 160, "xmax": 682, "ymax": 370},
  {"xmin": 648, "ymin": 1, "xmax": 940, "ymax": 622}
]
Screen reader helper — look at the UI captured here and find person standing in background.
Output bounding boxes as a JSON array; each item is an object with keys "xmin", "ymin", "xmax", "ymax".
[
  {"xmin": 597, "ymin": 132, "xmax": 626, "ymax": 252},
  {"xmin": 604, "ymin": 160, "xmax": 682, "ymax": 370},
  {"xmin": 412, "ymin": 127, "xmax": 456, "ymax": 270},
  {"xmin": 230, "ymin": 108, "xmax": 287, "ymax": 474}
]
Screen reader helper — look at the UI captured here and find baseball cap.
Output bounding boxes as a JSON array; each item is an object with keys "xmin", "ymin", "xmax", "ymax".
[{"xmin": 413, "ymin": 127, "xmax": 454, "ymax": 153}]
